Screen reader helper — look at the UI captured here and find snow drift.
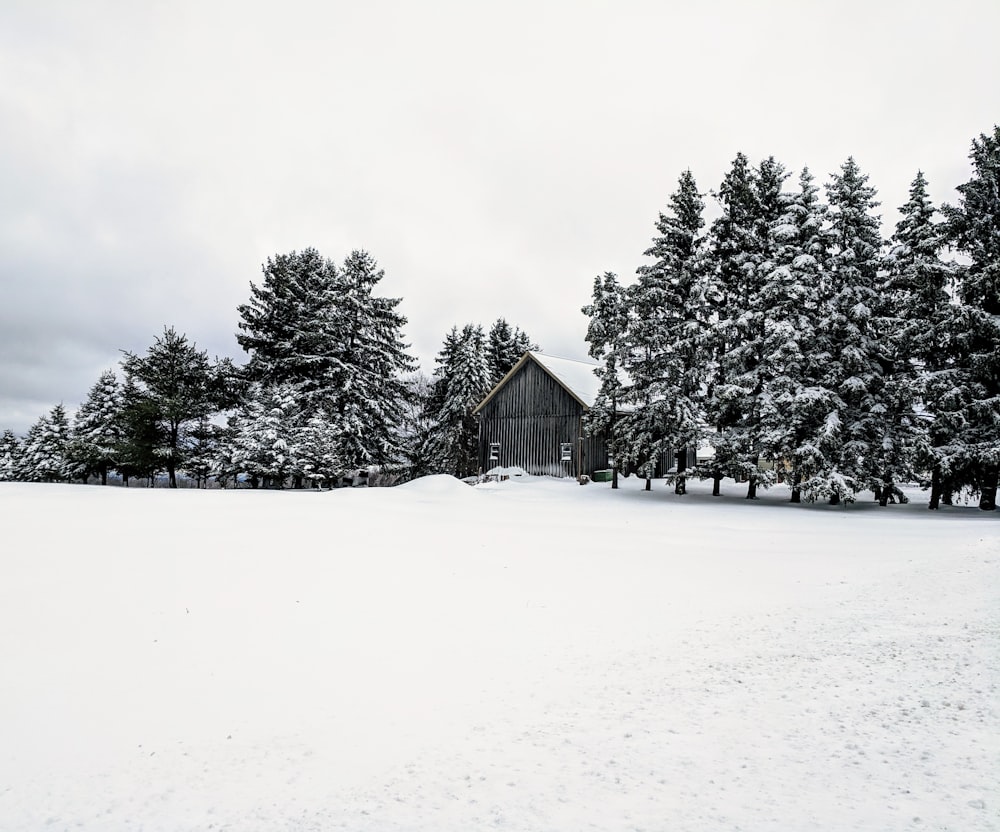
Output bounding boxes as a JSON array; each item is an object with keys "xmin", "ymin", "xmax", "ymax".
[{"xmin": 0, "ymin": 476, "xmax": 997, "ymax": 831}]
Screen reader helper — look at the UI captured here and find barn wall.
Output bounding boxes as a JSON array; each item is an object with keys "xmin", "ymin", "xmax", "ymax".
[{"xmin": 478, "ymin": 359, "xmax": 609, "ymax": 477}]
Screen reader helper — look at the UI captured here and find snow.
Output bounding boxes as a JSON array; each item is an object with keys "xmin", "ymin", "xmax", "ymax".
[
  {"xmin": 1, "ymin": 477, "xmax": 998, "ymax": 831},
  {"xmin": 528, "ymin": 351, "xmax": 602, "ymax": 407}
]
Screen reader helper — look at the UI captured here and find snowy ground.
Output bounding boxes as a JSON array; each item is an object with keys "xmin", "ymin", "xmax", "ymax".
[{"xmin": 0, "ymin": 475, "xmax": 997, "ymax": 831}]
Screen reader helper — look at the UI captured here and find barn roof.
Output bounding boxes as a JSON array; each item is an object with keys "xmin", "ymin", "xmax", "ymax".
[{"xmin": 473, "ymin": 351, "xmax": 602, "ymax": 414}]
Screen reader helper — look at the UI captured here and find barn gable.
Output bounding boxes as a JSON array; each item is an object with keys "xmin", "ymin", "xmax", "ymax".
[
  {"xmin": 474, "ymin": 352, "xmax": 610, "ymax": 478},
  {"xmin": 474, "ymin": 351, "xmax": 701, "ymax": 480}
]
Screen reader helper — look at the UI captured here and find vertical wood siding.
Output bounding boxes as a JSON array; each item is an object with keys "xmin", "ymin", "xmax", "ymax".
[{"xmin": 478, "ymin": 359, "xmax": 610, "ymax": 477}]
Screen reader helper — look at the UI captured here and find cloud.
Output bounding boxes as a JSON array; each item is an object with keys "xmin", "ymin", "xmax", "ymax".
[{"xmin": 1, "ymin": 0, "xmax": 998, "ymax": 433}]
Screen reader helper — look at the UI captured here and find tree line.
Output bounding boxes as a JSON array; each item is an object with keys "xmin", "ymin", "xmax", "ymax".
[
  {"xmin": 2, "ymin": 127, "xmax": 997, "ymax": 506},
  {"xmin": 583, "ymin": 127, "xmax": 1000, "ymax": 510},
  {"xmin": 0, "ymin": 247, "xmax": 535, "ymax": 488}
]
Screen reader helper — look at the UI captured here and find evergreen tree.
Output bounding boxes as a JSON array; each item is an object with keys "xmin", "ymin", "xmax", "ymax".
[
  {"xmin": 703, "ymin": 153, "xmax": 766, "ymax": 496},
  {"xmin": 14, "ymin": 416, "xmax": 48, "ymax": 482},
  {"xmin": 184, "ymin": 415, "xmax": 220, "ymax": 488},
  {"xmin": 230, "ymin": 383, "xmax": 300, "ymax": 488},
  {"xmin": 882, "ymin": 171, "xmax": 956, "ymax": 507},
  {"xmin": 425, "ymin": 324, "xmax": 491, "ymax": 478},
  {"xmin": 941, "ymin": 126, "xmax": 1000, "ymax": 510},
  {"xmin": 396, "ymin": 372, "xmax": 437, "ymax": 482},
  {"xmin": 486, "ymin": 318, "xmax": 537, "ymax": 385},
  {"xmin": 707, "ymin": 157, "xmax": 793, "ymax": 498},
  {"xmin": 236, "ymin": 248, "xmax": 415, "ymax": 475},
  {"xmin": 0, "ymin": 429, "xmax": 19, "ymax": 481},
  {"xmin": 625, "ymin": 169, "xmax": 709, "ymax": 494},
  {"xmin": 331, "ymin": 250, "xmax": 416, "ymax": 469},
  {"xmin": 945, "ymin": 126, "xmax": 1000, "ymax": 316},
  {"xmin": 120, "ymin": 326, "xmax": 216, "ymax": 488},
  {"xmin": 68, "ymin": 369, "xmax": 123, "ymax": 485},
  {"xmin": 295, "ymin": 410, "xmax": 346, "ymax": 488},
  {"xmin": 236, "ymin": 248, "xmax": 338, "ymax": 395},
  {"xmin": 19, "ymin": 405, "xmax": 72, "ymax": 483},
  {"xmin": 210, "ymin": 418, "xmax": 240, "ymax": 489},
  {"xmin": 798, "ymin": 158, "xmax": 886, "ymax": 504},
  {"xmin": 582, "ymin": 271, "xmax": 629, "ymax": 488},
  {"xmin": 116, "ymin": 374, "xmax": 164, "ymax": 486},
  {"xmin": 763, "ymin": 167, "xmax": 833, "ymax": 502}
]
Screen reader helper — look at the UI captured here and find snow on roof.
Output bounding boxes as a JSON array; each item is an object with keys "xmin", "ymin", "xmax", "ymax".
[{"xmin": 528, "ymin": 351, "xmax": 602, "ymax": 408}]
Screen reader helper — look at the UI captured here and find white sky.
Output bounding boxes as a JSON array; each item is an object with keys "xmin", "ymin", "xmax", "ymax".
[{"xmin": 2, "ymin": 0, "xmax": 998, "ymax": 434}]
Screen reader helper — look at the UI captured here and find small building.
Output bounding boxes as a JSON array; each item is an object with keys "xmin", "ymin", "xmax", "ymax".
[
  {"xmin": 473, "ymin": 351, "xmax": 608, "ymax": 478},
  {"xmin": 474, "ymin": 351, "xmax": 710, "ymax": 480}
]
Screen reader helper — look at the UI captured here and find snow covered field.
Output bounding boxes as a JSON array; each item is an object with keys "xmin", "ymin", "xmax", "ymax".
[{"xmin": 1, "ymin": 475, "xmax": 997, "ymax": 831}]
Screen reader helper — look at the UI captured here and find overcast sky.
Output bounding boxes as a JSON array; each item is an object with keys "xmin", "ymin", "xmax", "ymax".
[{"xmin": 2, "ymin": 0, "xmax": 998, "ymax": 434}]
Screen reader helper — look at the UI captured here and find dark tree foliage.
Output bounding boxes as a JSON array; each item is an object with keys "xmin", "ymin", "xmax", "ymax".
[
  {"xmin": 68, "ymin": 369, "xmax": 123, "ymax": 485},
  {"xmin": 235, "ymin": 248, "xmax": 415, "ymax": 475},
  {"xmin": 941, "ymin": 126, "xmax": 1000, "ymax": 509},
  {"xmin": 486, "ymin": 318, "xmax": 537, "ymax": 386},
  {"xmin": 883, "ymin": 172, "xmax": 955, "ymax": 507},
  {"xmin": 424, "ymin": 324, "xmax": 491, "ymax": 478},
  {"xmin": 766, "ymin": 168, "xmax": 832, "ymax": 503},
  {"xmin": 703, "ymin": 153, "xmax": 761, "ymax": 495},
  {"xmin": 627, "ymin": 169, "xmax": 708, "ymax": 494},
  {"xmin": 0, "ymin": 429, "xmax": 19, "ymax": 481},
  {"xmin": 120, "ymin": 327, "xmax": 216, "ymax": 488},
  {"xmin": 582, "ymin": 271, "xmax": 629, "ymax": 488}
]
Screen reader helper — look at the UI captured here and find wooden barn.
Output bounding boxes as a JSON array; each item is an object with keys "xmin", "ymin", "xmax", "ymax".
[
  {"xmin": 473, "ymin": 351, "xmax": 610, "ymax": 478},
  {"xmin": 474, "ymin": 351, "xmax": 704, "ymax": 480}
]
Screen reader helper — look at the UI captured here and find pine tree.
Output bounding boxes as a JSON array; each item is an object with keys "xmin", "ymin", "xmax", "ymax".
[
  {"xmin": 763, "ymin": 167, "xmax": 833, "ymax": 502},
  {"xmin": 237, "ymin": 248, "xmax": 338, "ymax": 394},
  {"xmin": 798, "ymin": 157, "xmax": 886, "ymax": 504},
  {"xmin": 294, "ymin": 410, "xmax": 346, "ymax": 488},
  {"xmin": 14, "ymin": 415, "xmax": 48, "ymax": 482},
  {"xmin": 331, "ymin": 250, "xmax": 417, "ymax": 470},
  {"xmin": 230, "ymin": 383, "xmax": 300, "ymax": 488},
  {"xmin": 68, "ymin": 369, "xmax": 123, "ymax": 485},
  {"xmin": 941, "ymin": 126, "xmax": 1000, "ymax": 509},
  {"xmin": 120, "ymin": 327, "xmax": 216, "ymax": 488},
  {"xmin": 23, "ymin": 404, "xmax": 72, "ymax": 483},
  {"xmin": 882, "ymin": 171, "xmax": 955, "ymax": 507},
  {"xmin": 582, "ymin": 271, "xmax": 629, "ymax": 488},
  {"xmin": 395, "ymin": 372, "xmax": 437, "ymax": 482},
  {"xmin": 184, "ymin": 415, "xmax": 220, "ymax": 488},
  {"xmin": 0, "ymin": 429, "xmax": 19, "ymax": 481},
  {"xmin": 236, "ymin": 248, "xmax": 415, "ymax": 476},
  {"xmin": 703, "ymin": 153, "xmax": 766, "ymax": 496},
  {"xmin": 425, "ymin": 324, "xmax": 491, "ymax": 478},
  {"xmin": 116, "ymin": 375, "xmax": 164, "ymax": 486},
  {"xmin": 626, "ymin": 169, "xmax": 709, "ymax": 494},
  {"xmin": 707, "ymin": 157, "xmax": 794, "ymax": 499},
  {"xmin": 486, "ymin": 318, "xmax": 537, "ymax": 385}
]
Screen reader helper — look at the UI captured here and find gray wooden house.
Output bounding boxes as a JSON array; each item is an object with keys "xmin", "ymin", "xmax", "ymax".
[
  {"xmin": 473, "ymin": 351, "xmax": 610, "ymax": 478},
  {"xmin": 474, "ymin": 351, "xmax": 703, "ymax": 480}
]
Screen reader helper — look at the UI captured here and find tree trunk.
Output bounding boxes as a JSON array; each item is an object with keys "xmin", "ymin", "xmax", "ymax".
[
  {"xmin": 746, "ymin": 479, "xmax": 757, "ymax": 500},
  {"xmin": 928, "ymin": 467, "xmax": 941, "ymax": 509},
  {"xmin": 829, "ymin": 493, "xmax": 840, "ymax": 506},
  {"xmin": 610, "ymin": 410, "xmax": 618, "ymax": 490},
  {"xmin": 167, "ymin": 460, "xmax": 177, "ymax": 488},
  {"xmin": 674, "ymin": 448, "xmax": 687, "ymax": 495},
  {"xmin": 712, "ymin": 473, "xmax": 722, "ymax": 496},
  {"xmin": 878, "ymin": 471, "xmax": 891, "ymax": 507},
  {"xmin": 790, "ymin": 471, "xmax": 801, "ymax": 503},
  {"xmin": 980, "ymin": 465, "xmax": 998, "ymax": 511}
]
